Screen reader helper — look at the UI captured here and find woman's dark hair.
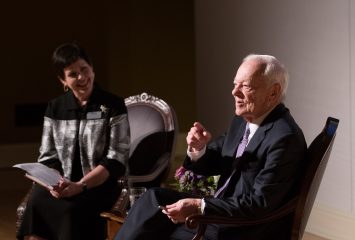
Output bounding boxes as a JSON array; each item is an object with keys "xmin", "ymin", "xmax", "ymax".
[{"xmin": 52, "ymin": 42, "xmax": 93, "ymax": 79}]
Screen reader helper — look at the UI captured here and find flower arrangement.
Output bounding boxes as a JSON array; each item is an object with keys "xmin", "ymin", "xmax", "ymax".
[{"xmin": 174, "ymin": 166, "xmax": 219, "ymax": 197}]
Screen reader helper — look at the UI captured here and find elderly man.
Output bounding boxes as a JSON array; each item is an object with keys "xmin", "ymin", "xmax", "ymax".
[{"xmin": 114, "ymin": 54, "xmax": 306, "ymax": 240}]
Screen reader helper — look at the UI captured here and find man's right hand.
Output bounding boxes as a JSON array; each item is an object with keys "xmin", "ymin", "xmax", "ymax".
[{"xmin": 186, "ymin": 122, "xmax": 212, "ymax": 152}]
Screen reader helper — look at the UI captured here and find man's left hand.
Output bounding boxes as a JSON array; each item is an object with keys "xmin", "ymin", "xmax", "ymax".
[{"xmin": 161, "ymin": 198, "xmax": 201, "ymax": 224}]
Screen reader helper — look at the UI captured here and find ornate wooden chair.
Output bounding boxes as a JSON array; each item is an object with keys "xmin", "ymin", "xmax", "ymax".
[
  {"xmin": 100, "ymin": 92, "xmax": 179, "ymax": 239},
  {"xmin": 185, "ymin": 117, "xmax": 339, "ymax": 240},
  {"xmin": 124, "ymin": 92, "xmax": 178, "ymax": 187}
]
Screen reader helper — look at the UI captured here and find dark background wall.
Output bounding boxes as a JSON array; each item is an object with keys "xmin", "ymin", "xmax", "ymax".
[{"xmin": 0, "ymin": 1, "xmax": 195, "ymax": 144}]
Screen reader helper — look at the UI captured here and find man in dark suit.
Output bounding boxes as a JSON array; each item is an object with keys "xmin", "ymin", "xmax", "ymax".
[{"xmin": 114, "ymin": 54, "xmax": 307, "ymax": 240}]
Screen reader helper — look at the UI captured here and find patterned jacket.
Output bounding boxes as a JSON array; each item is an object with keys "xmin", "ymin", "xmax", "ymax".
[{"xmin": 38, "ymin": 85, "xmax": 130, "ymax": 180}]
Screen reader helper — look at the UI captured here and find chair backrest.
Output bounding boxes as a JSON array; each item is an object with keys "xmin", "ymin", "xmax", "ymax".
[
  {"xmin": 124, "ymin": 92, "xmax": 178, "ymax": 187},
  {"xmin": 291, "ymin": 117, "xmax": 339, "ymax": 240}
]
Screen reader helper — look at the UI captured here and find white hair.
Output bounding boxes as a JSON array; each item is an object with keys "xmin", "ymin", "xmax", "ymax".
[{"xmin": 243, "ymin": 54, "xmax": 289, "ymax": 101}]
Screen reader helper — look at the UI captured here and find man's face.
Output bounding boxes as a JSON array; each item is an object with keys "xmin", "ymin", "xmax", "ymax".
[{"xmin": 232, "ymin": 59, "xmax": 276, "ymax": 122}]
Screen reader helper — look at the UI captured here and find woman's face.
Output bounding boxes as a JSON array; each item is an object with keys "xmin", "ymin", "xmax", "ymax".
[{"xmin": 60, "ymin": 58, "xmax": 95, "ymax": 102}]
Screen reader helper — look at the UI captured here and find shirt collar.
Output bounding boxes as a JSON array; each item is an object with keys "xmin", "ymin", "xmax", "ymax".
[{"xmin": 247, "ymin": 106, "xmax": 276, "ymax": 142}]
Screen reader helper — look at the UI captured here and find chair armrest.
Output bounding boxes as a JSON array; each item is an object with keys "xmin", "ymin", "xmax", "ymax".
[
  {"xmin": 16, "ymin": 184, "xmax": 35, "ymax": 233},
  {"xmin": 101, "ymin": 188, "xmax": 129, "ymax": 218},
  {"xmin": 100, "ymin": 188, "xmax": 128, "ymax": 223},
  {"xmin": 100, "ymin": 212, "xmax": 125, "ymax": 223},
  {"xmin": 185, "ymin": 197, "xmax": 298, "ymax": 240}
]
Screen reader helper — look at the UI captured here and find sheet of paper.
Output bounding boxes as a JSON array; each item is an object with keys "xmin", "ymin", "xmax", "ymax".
[{"xmin": 13, "ymin": 162, "xmax": 62, "ymax": 187}]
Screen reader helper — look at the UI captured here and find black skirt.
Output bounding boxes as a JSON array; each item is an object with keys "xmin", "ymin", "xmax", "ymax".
[{"xmin": 17, "ymin": 178, "xmax": 120, "ymax": 240}]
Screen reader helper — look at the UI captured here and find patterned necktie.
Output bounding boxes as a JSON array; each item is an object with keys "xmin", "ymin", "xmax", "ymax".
[
  {"xmin": 214, "ymin": 124, "xmax": 250, "ymax": 198},
  {"xmin": 236, "ymin": 124, "xmax": 250, "ymax": 158}
]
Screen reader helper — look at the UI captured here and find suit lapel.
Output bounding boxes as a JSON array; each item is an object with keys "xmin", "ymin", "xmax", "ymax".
[
  {"xmin": 245, "ymin": 122, "xmax": 272, "ymax": 154},
  {"xmin": 243, "ymin": 103, "xmax": 287, "ymax": 159},
  {"xmin": 225, "ymin": 103, "xmax": 287, "ymax": 167}
]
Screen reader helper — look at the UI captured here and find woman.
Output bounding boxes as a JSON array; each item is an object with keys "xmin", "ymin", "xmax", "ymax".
[{"xmin": 17, "ymin": 42, "xmax": 130, "ymax": 240}]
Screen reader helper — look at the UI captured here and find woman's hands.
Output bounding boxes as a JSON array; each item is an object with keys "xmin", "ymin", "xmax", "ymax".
[
  {"xmin": 161, "ymin": 198, "xmax": 202, "ymax": 224},
  {"xmin": 50, "ymin": 165, "xmax": 110, "ymax": 198},
  {"xmin": 50, "ymin": 178, "xmax": 84, "ymax": 198}
]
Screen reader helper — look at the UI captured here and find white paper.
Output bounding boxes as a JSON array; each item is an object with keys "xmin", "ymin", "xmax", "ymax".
[{"xmin": 13, "ymin": 162, "xmax": 62, "ymax": 188}]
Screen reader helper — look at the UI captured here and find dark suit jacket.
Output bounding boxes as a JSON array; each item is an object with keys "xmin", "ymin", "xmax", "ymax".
[{"xmin": 184, "ymin": 103, "xmax": 307, "ymax": 239}]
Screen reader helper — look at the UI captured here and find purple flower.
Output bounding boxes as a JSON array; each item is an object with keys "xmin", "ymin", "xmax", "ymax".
[{"xmin": 174, "ymin": 165, "xmax": 218, "ymax": 196}]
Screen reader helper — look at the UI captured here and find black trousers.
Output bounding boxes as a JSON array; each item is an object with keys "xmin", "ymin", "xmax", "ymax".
[
  {"xmin": 114, "ymin": 187, "xmax": 217, "ymax": 240},
  {"xmin": 17, "ymin": 178, "xmax": 119, "ymax": 240},
  {"xmin": 114, "ymin": 187, "xmax": 294, "ymax": 240}
]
